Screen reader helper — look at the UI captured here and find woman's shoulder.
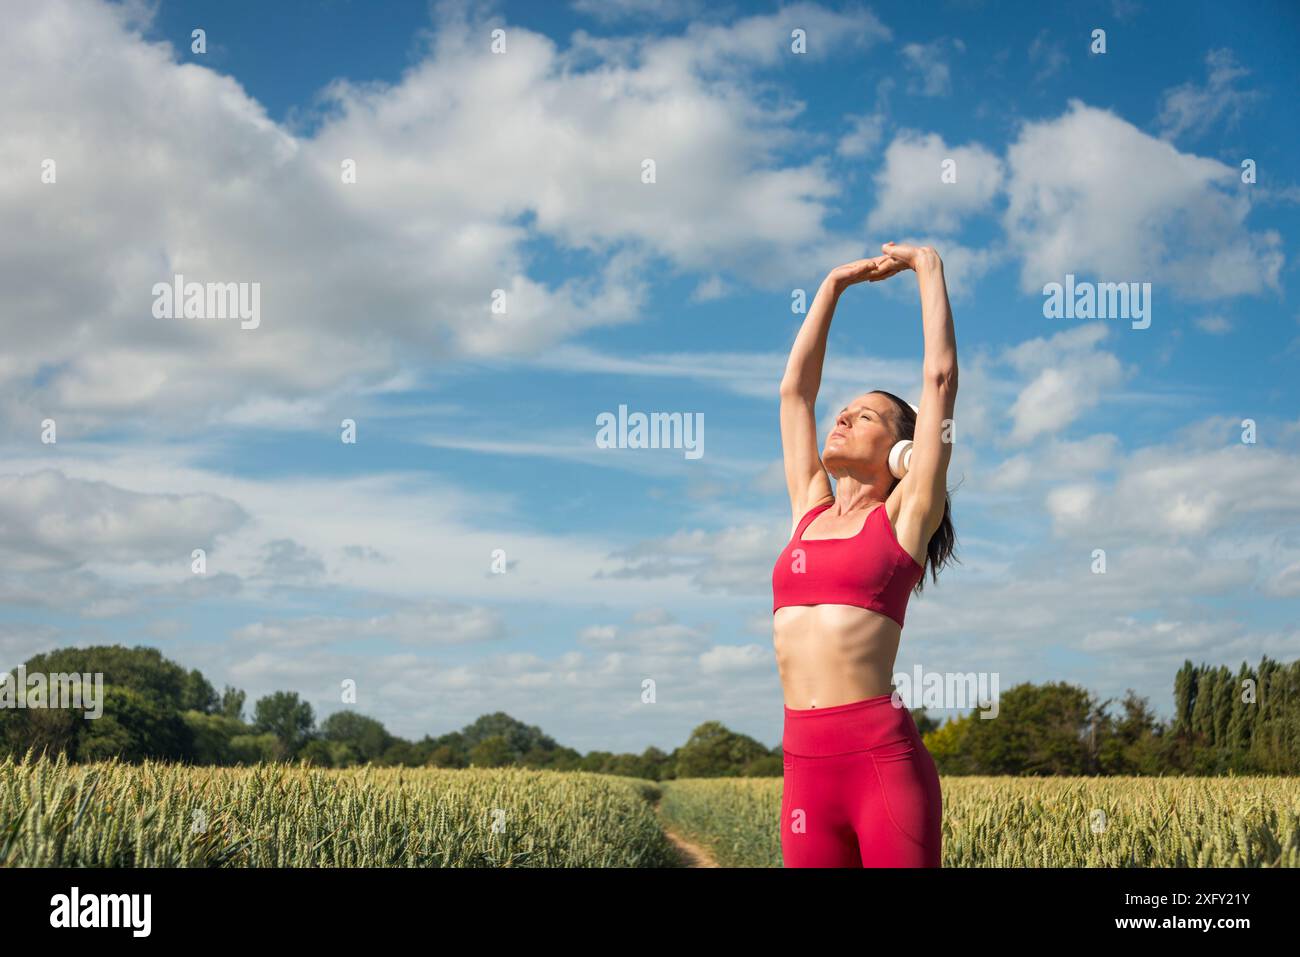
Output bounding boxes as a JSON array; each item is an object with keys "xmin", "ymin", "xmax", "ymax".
[{"xmin": 788, "ymin": 497, "xmax": 834, "ymax": 539}]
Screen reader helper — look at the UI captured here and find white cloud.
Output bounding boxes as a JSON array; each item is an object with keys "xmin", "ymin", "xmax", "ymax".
[
  {"xmin": 1027, "ymin": 29, "xmax": 1067, "ymax": 84},
  {"xmin": 570, "ymin": 0, "xmax": 708, "ymax": 22},
  {"xmin": 1195, "ymin": 314, "xmax": 1233, "ymax": 334},
  {"xmin": 900, "ymin": 41, "xmax": 955, "ymax": 97},
  {"xmin": 1080, "ymin": 617, "xmax": 1243, "ymax": 654},
  {"xmin": 837, "ymin": 111, "xmax": 885, "ymax": 157},
  {"xmin": 0, "ymin": 469, "xmax": 247, "ymax": 572},
  {"xmin": 689, "ymin": 274, "xmax": 733, "ymax": 302},
  {"xmin": 1264, "ymin": 562, "xmax": 1300, "ymax": 598},
  {"xmin": 633, "ymin": 2, "xmax": 891, "ymax": 75},
  {"xmin": 1155, "ymin": 48, "xmax": 1262, "ymax": 141},
  {"xmin": 1002, "ymin": 99, "xmax": 1283, "ymax": 299},
  {"xmin": 0, "ymin": 440, "xmax": 743, "ymax": 614},
  {"xmin": 987, "ymin": 434, "xmax": 1121, "ymax": 490},
  {"xmin": 0, "ymin": 624, "xmax": 64, "ymax": 672},
  {"xmin": 699, "ymin": 642, "xmax": 770, "ymax": 673},
  {"xmin": 523, "ymin": 343, "xmax": 917, "ymax": 402},
  {"xmin": 1000, "ymin": 323, "xmax": 1129, "ymax": 444},
  {"xmin": 597, "ymin": 520, "xmax": 779, "ymax": 596},
  {"xmin": 201, "ymin": 618, "xmax": 783, "ymax": 748},
  {"xmin": 1111, "ymin": 0, "xmax": 1143, "ymax": 21},
  {"xmin": 875, "ymin": 237, "xmax": 996, "ymax": 304},
  {"xmin": 866, "ymin": 131, "xmax": 1004, "ymax": 234},
  {"xmin": 579, "ymin": 624, "xmax": 620, "ymax": 645},
  {"xmin": 1045, "ymin": 442, "xmax": 1300, "ymax": 540},
  {"xmin": 0, "ymin": 0, "xmax": 887, "ymax": 433},
  {"xmin": 233, "ymin": 602, "xmax": 509, "ymax": 647},
  {"xmin": 1044, "ymin": 482, "xmax": 1100, "ymax": 527}
]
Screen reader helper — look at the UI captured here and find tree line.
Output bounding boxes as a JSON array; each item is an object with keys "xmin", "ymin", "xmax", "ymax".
[{"xmin": 2, "ymin": 645, "xmax": 1297, "ymax": 776}]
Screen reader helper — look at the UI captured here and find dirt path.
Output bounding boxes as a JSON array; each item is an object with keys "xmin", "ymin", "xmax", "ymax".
[
  {"xmin": 652, "ymin": 790, "xmax": 720, "ymax": 868},
  {"xmin": 662, "ymin": 822, "xmax": 720, "ymax": 868}
]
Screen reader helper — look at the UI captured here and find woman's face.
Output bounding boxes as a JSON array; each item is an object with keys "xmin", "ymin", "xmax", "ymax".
[{"xmin": 822, "ymin": 392, "xmax": 895, "ymax": 475}]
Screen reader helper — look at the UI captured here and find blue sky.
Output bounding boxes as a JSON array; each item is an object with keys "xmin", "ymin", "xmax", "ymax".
[{"xmin": 2, "ymin": 0, "xmax": 1298, "ymax": 752}]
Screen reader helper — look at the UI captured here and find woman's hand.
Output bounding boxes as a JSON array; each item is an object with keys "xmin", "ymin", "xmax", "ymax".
[
  {"xmin": 880, "ymin": 241, "xmax": 942, "ymax": 273},
  {"xmin": 827, "ymin": 254, "xmax": 901, "ymax": 289}
]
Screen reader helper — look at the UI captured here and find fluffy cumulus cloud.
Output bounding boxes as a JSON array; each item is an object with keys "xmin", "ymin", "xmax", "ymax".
[
  {"xmin": 866, "ymin": 131, "xmax": 1004, "ymax": 235},
  {"xmin": 0, "ymin": 0, "xmax": 886, "ymax": 434},
  {"xmin": 0, "ymin": 465, "xmax": 248, "ymax": 624},
  {"xmin": 837, "ymin": 111, "xmax": 886, "ymax": 158},
  {"xmin": 1001, "ymin": 99, "xmax": 1283, "ymax": 299},
  {"xmin": 860, "ymin": 98, "xmax": 1282, "ymax": 306},
  {"xmin": 0, "ymin": 469, "xmax": 247, "ymax": 572},
  {"xmin": 858, "ymin": 130, "xmax": 1001, "ymax": 301},
  {"xmin": 1047, "ymin": 441, "xmax": 1300, "ymax": 541},
  {"xmin": 1002, "ymin": 323, "xmax": 1129, "ymax": 444}
]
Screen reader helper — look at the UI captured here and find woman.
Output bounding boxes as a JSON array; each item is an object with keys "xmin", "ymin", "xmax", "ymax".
[{"xmin": 773, "ymin": 241, "xmax": 958, "ymax": 867}]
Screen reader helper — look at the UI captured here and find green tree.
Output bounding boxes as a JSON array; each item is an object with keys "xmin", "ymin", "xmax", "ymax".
[
  {"xmin": 924, "ymin": 711, "xmax": 974, "ymax": 774},
  {"xmin": 298, "ymin": 739, "xmax": 336, "ymax": 767},
  {"xmin": 22, "ymin": 645, "xmax": 190, "ymax": 709},
  {"xmin": 79, "ymin": 686, "xmax": 192, "ymax": 762},
  {"xmin": 182, "ymin": 711, "xmax": 254, "ymax": 764},
  {"xmin": 252, "ymin": 691, "xmax": 315, "ymax": 759},
  {"xmin": 181, "ymin": 669, "xmax": 220, "ymax": 713},
  {"xmin": 469, "ymin": 734, "xmax": 514, "ymax": 768},
  {"xmin": 1098, "ymin": 690, "xmax": 1166, "ymax": 775},
  {"xmin": 960, "ymin": 682, "xmax": 1096, "ymax": 775},
  {"xmin": 3, "ymin": 647, "xmax": 201, "ymax": 762},
  {"xmin": 674, "ymin": 721, "xmax": 772, "ymax": 778},
  {"xmin": 320, "ymin": 711, "xmax": 393, "ymax": 763},
  {"xmin": 379, "ymin": 740, "xmax": 420, "ymax": 766},
  {"xmin": 425, "ymin": 743, "xmax": 466, "ymax": 768},
  {"xmin": 220, "ymin": 686, "xmax": 246, "ymax": 721},
  {"xmin": 459, "ymin": 712, "xmax": 559, "ymax": 761}
]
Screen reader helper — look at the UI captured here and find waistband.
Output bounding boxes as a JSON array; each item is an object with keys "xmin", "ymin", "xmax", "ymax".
[{"xmin": 782, "ymin": 692, "xmax": 917, "ymax": 756}]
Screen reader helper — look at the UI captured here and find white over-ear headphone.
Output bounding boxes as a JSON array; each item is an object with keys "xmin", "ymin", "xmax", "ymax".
[{"xmin": 888, "ymin": 402, "xmax": 920, "ymax": 479}]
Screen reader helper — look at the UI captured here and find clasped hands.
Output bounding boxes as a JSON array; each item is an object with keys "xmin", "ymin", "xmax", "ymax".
[{"xmin": 829, "ymin": 242, "xmax": 941, "ymax": 289}]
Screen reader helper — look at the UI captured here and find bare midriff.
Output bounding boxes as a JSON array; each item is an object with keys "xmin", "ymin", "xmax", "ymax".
[{"xmin": 774, "ymin": 603, "xmax": 901, "ymax": 709}]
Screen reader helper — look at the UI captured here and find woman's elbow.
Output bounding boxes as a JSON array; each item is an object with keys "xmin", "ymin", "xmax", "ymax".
[
  {"xmin": 780, "ymin": 377, "xmax": 813, "ymax": 400},
  {"xmin": 925, "ymin": 362, "xmax": 958, "ymax": 391}
]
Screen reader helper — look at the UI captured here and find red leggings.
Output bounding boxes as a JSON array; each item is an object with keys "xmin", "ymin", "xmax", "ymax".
[{"xmin": 781, "ymin": 693, "xmax": 943, "ymax": 867}]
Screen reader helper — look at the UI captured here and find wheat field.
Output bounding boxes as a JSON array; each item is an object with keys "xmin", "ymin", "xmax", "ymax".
[
  {"xmin": 3, "ymin": 753, "xmax": 1296, "ymax": 867},
  {"xmin": 0, "ymin": 753, "xmax": 678, "ymax": 867},
  {"xmin": 660, "ymin": 774, "xmax": 1300, "ymax": 867}
]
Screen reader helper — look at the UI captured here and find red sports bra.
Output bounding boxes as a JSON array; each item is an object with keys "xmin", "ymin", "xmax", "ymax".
[{"xmin": 772, "ymin": 500, "xmax": 925, "ymax": 627}]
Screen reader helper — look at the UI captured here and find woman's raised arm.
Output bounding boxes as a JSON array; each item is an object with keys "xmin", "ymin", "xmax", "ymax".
[
  {"xmin": 778, "ymin": 258, "xmax": 893, "ymax": 528},
  {"xmin": 880, "ymin": 242, "xmax": 958, "ymax": 550}
]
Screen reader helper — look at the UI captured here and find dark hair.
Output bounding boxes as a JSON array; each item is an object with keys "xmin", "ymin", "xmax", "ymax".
[{"xmin": 869, "ymin": 389, "xmax": 960, "ymax": 595}]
